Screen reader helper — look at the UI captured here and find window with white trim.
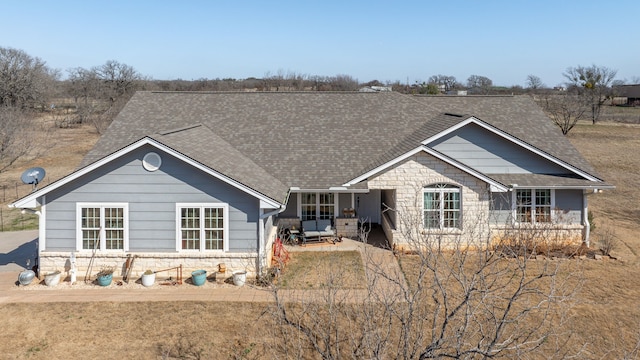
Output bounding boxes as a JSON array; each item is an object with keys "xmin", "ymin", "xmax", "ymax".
[
  {"xmin": 514, "ymin": 189, "xmax": 553, "ymax": 223},
  {"xmin": 177, "ymin": 203, "xmax": 228, "ymax": 251},
  {"xmin": 77, "ymin": 203, "xmax": 128, "ymax": 251},
  {"xmin": 299, "ymin": 192, "xmax": 335, "ymax": 221},
  {"xmin": 423, "ymin": 184, "xmax": 461, "ymax": 229}
]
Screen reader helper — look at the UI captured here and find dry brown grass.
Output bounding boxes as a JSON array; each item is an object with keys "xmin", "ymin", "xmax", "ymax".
[
  {"xmin": 397, "ymin": 250, "xmax": 640, "ymax": 358},
  {"xmin": 0, "ymin": 302, "xmax": 273, "ymax": 359},
  {"xmin": 277, "ymin": 251, "xmax": 366, "ymax": 289},
  {"xmin": 0, "ymin": 116, "xmax": 100, "ymax": 230},
  {"xmin": 1, "ymin": 115, "xmax": 640, "ymax": 358},
  {"xmin": 567, "ymin": 121, "xmax": 640, "ymax": 260}
]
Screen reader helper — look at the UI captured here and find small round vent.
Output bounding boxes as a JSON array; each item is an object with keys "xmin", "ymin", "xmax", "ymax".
[{"xmin": 142, "ymin": 152, "xmax": 162, "ymax": 171}]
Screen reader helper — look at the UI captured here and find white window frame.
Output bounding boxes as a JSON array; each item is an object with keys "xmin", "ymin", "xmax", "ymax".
[
  {"xmin": 512, "ymin": 189, "xmax": 555, "ymax": 224},
  {"xmin": 175, "ymin": 203, "xmax": 229, "ymax": 252},
  {"xmin": 422, "ymin": 184, "xmax": 461, "ymax": 230},
  {"xmin": 76, "ymin": 203, "xmax": 129, "ymax": 251},
  {"xmin": 297, "ymin": 192, "xmax": 337, "ymax": 221}
]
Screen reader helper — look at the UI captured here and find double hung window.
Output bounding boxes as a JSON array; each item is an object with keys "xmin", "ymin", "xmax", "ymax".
[
  {"xmin": 299, "ymin": 192, "xmax": 335, "ymax": 221},
  {"xmin": 423, "ymin": 184, "xmax": 461, "ymax": 230},
  {"xmin": 77, "ymin": 203, "xmax": 128, "ymax": 251},
  {"xmin": 177, "ymin": 203, "xmax": 228, "ymax": 251},
  {"xmin": 515, "ymin": 189, "xmax": 553, "ymax": 223}
]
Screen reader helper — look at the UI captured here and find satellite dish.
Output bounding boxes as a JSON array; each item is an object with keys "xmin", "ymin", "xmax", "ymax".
[{"xmin": 21, "ymin": 167, "xmax": 46, "ymax": 191}]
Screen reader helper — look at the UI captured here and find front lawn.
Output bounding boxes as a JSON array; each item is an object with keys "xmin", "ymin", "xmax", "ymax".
[{"xmin": 277, "ymin": 250, "xmax": 366, "ymax": 289}]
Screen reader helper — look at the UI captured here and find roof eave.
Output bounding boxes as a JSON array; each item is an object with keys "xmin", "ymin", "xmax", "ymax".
[
  {"xmin": 10, "ymin": 137, "xmax": 283, "ymax": 210},
  {"xmin": 507, "ymin": 184, "xmax": 616, "ymax": 191},
  {"xmin": 344, "ymin": 146, "xmax": 509, "ymax": 192},
  {"xmin": 423, "ymin": 116, "xmax": 603, "ymax": 182}
]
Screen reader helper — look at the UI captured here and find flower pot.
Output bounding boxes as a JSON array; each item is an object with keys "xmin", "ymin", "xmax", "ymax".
[
  {"xmin": 18, "ymin": 270, "xmax": 36, "ymax": 286},
  {"xmin": 141, "ymin": 272, "xmax": 156, "ymax": 287},
  {"xmin": 44, "ymin": 271, "xmax": 61, "ymax": 287},
  {"xmin": 191, "ymin": 270, "xmax": 207, "ymax": 286},
  {"xmin": 97, "ymin": 273, "xmax": 113, "ymax": 286},
  {"xmin": 232, "ymin": 270, "xmax": 247, "ymax": 286}
]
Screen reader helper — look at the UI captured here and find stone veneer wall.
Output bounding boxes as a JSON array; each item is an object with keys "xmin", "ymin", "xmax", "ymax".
[
  {"xmin": 38, "ymin": 251, "xmax": 258, "ymax": 281},
  {"xmin": 489, "ymin": 224, "xmax": 584, "ymax": 248},
  {"xmin": 335, "ymin": 217, "xmax": 358, "ymax": 238},
  {"xmin": 265, "ymin": 222, "xmax": 279, "ymax": 270},
  {"xmin": 367, "ymin": 153, "xmax": 491, "ymax": 249}
]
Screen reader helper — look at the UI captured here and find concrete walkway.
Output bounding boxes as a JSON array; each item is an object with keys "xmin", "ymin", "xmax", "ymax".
[{"xmin": 0, "ymin": 231, "xmax": 406, "ymax": 304}]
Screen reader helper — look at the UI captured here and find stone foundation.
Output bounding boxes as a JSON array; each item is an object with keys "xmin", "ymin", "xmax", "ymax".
[
  {"xmin": 38, "ymin": 251, "xmax": 258, "ymax": 281},
  {"xmin": 490, "ymin": 225, "xmax": 584, "ymax": 249}
]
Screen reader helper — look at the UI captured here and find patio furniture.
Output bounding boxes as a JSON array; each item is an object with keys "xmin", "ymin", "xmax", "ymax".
[
  {"xmin": 278, "ymin": 225, "xmax": 301, "ymax": 245},
  {"xmin": 301, "ymin": 219, "xmax": 336, "ymax": 245}
]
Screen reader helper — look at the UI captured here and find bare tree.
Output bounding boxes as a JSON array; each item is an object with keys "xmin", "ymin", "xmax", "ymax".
[
  {"xmin": 63, "ymin": 61, "xmax": 143, "ymax": 133},
  {"xmin": 266, "ymin": 189, "xmax": 585, "ymax": 359},
  {"xmin": 262, "ymin": 70, "xmax": 311, "ymax": 91},
  {"xmin": 542, "ymin": 94, "xmax": 588, "ymax": 135},
  {"xmin": 93, "ymin": 60, "xmax": 143, "ymax": 104},
  {"xmin": 0, "ymin": 107, "xmax": 36, "ymax": 173},
  {"xmin": 428, "ymin": 75, "xmax": 459, "ymax": 92},
  {"xmin": 466, "ymin": 75, "xmax": 493, "ymax": 94},
  {"xmin": 328, "ymin": 74, "xmax": 360, "ymax": 91},
  {"xmin": 0, "ymin": 47, "xmax": 58, "ymax": 108},
  {"xmin": 563, "ymin": 64, "xmax": 617, "ymax": 124},
  {"xmin": 66, "ymin": 67, "xmax": 101, "ymax": 105},
  {"xmin": 526, "ymin": 74, "xmax": 545, "ymax": 90}
]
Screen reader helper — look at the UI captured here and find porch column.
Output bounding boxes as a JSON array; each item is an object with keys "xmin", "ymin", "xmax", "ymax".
[{"xmin": 258, "ymin": 215, "xmax": 265, "ymax": 276}]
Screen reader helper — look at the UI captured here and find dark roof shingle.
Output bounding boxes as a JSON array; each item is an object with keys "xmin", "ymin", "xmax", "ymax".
[{"xmin": 82, "ymin": 92, "xmax": 603, "ymax": 203}]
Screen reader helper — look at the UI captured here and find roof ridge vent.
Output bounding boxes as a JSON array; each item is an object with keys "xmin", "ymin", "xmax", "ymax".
[{"xmin": 158, "ymin": 123, "xmax": 203, "ymax": 136}]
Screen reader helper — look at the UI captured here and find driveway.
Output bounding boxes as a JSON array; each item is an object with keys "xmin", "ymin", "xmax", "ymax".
[{"xmin": 0, "ymin": 230, "xmax": 38, "ymax": 272}]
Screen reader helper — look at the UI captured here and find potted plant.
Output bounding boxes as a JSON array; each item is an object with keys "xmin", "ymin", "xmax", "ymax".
[
  {"xmin": 191, "ymin": 269, "xmax": 207, "ymax": 286},
  {"xmin": 232, "ymin": 270, "xmax": 247, "ymax": 286},
  {"xmin": 96, "ymin": 266, "xmax": 115, "ymax": 286},
  {"xmin": 141, "ymin": 269, "xmax": 155, "ymax": 287},
  {"xmin": 44, "ymin": 270, "xmax": 61, "ymax": 287}
]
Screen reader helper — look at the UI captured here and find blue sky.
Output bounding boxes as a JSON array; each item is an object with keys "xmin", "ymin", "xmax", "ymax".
[{"xmin": 2, "ymin": 1, "xmax": 638, "ymax": 87}]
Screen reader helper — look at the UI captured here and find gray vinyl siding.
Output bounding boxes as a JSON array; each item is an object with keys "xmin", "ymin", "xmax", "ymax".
[
  {"xmin": 279, "ymin": 193, "xmax": 298, "ymax": 218},
  {"xmin": 44, "ymin": 145, "xmax": 259, "ymax": 253},
  {"xmin": 429, "ymin": 123, "xmax": 569, "ymax": 174},
  {"xmin": 338, "ymin": 193, "xmax": 352, "ymax": 214},
  {"xmin": 555, "ymin": 189, "xmax": 583, "ymax": 224},
  {"xmin": 356, "ymin": 190, "xmax": 381, "ymax": 224},
  {"xmin": 489, "ymin": 192, "xmax": 512, "ymax": 224},
  {"xmin": 489, "ymin": 189, "xmax": 583, "ymax": 225}
]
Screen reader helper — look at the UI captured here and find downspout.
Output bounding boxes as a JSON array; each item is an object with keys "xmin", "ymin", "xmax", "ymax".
[
  {"xmin": 583, "ymin": 190, "xmax": 591, "ymax": 247},
  {"xmin": 258, "ymin": 204, "xmax": 287, "ymax": 277},
  {"xmin": 20, "ymin": 208, "xmax": 42, "ymax": 277}
]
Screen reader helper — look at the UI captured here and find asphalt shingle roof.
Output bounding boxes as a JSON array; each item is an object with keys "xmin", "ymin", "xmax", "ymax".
[{"xmin": 81, "ymin": 92, "xmax": 605, "ymax": 203}]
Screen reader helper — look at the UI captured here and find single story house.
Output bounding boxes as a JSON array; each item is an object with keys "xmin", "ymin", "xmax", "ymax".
[{"xmin": 10, "ymin": 92, "xmax": 612, "ymax": 278}]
